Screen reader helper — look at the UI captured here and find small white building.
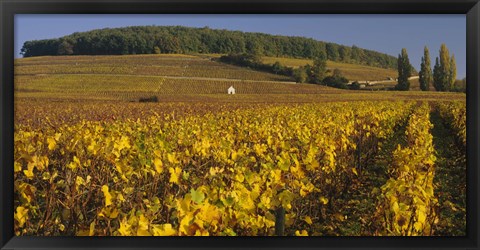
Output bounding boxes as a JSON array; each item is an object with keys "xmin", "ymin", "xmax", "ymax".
[{"xmin": 228, "ymin": 86, "xmax": 236, "ymax": 94}]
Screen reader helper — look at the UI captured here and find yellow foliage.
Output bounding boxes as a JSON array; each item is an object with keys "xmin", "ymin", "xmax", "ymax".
[
  {"xmin": 23, "ymin": 163, "xmax": 35, "ymax": 179},
  {"xmin": 154, "ymin": 158, "xmax": 163, "ymax": 174},
  {"xmin": 101, "ymin": 185, "xmax": 113, "ymax": 207},
  {"xmin": 14, "ymin": 206, "xmax": 29, "ymax": 228},
  {"xmin": 13, "ymin": 100, "xmax": 458, "ymax": 236},
  {"xmin": 137, "ymin": 215, "xmax": 151, "ymax": 236},
  {"xmin": 169, "ymin": 167, "xmax": 182, "ymax": 184},
  {"xmin": 152, "ymin": 224, "xmax": 177, "ymax": 236},
  {"xmin": 319, "ymin": 197, "xmax": 329, "ymax": 205},
  {"xmin": 118, "ymin": 218, "xmax": 132, "ymax": 236},
  {"xmin": 303, "ymin": 216, "xmax": 313, "ymax": 225},
  {"xmin": 295, "ymin": 230, "xmax": 308, "ymax": 236},
  {"xmin": 89, "ymin": 221, "xmax": 95, "ymax": 236},
  {"xmin": 47, "ymin": 137, "xmax": 56, "ymax": 150}
]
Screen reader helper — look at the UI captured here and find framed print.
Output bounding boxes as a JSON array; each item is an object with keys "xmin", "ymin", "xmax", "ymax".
[{"xmin": 1, "ymin": 0, "xmax": 479, "ymax": 249}]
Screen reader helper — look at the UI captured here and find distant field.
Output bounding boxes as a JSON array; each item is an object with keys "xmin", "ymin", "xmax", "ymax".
[
  {"xmin": 15, "ymin": 74, "xmax": 343, "ymax": 101},
  {"xmin": 15, "ymin": 54, "xmax": 344, "ymax": 101},
  {"xmin": 361, "ymin": 78, "xmax": 433, "ymax": 91},
  {"xmin": 15, "ymin": 54, "xmax": 292, "ymax": 82},
  {"xmin": 15, "ymin": 54, "xmax": 461, "ymax": 102},
  {"xmin": 261, "ymin": 56, "xmax": 398, "ymax": 81},
  {"xmin": 196, "ymin": 54, "xmax": 399, "ymax": 82}
]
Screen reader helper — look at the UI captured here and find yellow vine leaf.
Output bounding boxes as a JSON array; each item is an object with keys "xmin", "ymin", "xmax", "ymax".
[
  {"xmin": 54, "ymin": 133, "xmax": 62, "ymax": 141},
  {"xmin": 417, "ymin": 210, "xmax": 427, "ymax": 225},
  {"xmin": 118, "ymin": 218, "xmax": 131, "ymax": 236},
  {"xmin": 47, "ymin": 137, "xmax": 56, "ymax": 150},
  {"xmin": 319, "ymin": 197, "xmax": 329, "ymax": 205},
  {"xmin": 101, "ymin": 185, "xmax": 113, "ymax": 207},
  {"xmin": 18, "ymin": 183, "xmax": 36, "ymax": 204},
  {"xmin": 154, "ymin": 158, "xmax": 163, "ymax": 174},
  {"xmin": 87, "ymin": 141, "xmax": 97, "ymax": 155},
  {"xmin": 169, "ymin": 167, "xmax": 182, "ymax": 184},
  {"xmin": 117, "ymin": 193, "xmax": 126, "ymax": 203},
  {"xmin": 295, "ymin": 230, "xmax": 308, "ymax": 236},
  {"xmin": 392, "ymin": 201, "xmax": 400, "ymax": 214},
  {"xmin": 414, "ymin": 222, "xmax": 423, "ymax": 232},
  {"xmin": 108, "ymin": 208, "xmax": 119, "ymax": 219},
  {"xmin": 303, "ymin": 216, "xmax": 313, "ymax": 225},
  {"xmin": 231, "ymin": 150, "xmax": 238, "ymax": 161},
  {"xmin": 137, "ymin": 215, "xmax": 151, "ymax": 236},
  {"xmin": 14, "ymin": 162, "xmax": 22, "ymax": 173},
  {"xmin": 179, "ymin": 213, "xmax": 194, "ymax": 235},
  {"xmin": 235, "ymin": 173, "xmax": 245, "ymax": 183},
  {"xmin": 74, "ymin": 156, "xmax": 81, "ymax": 166},
  {"xmin": 89, "ymin": 221, "xmax": 95, "ymax": 236},
  {"xmin": 152, "ymin": 224, "xmax": 177, "ymax": 236},
  {"xmin": 167, "ymin": 153, "xmax": 176, "ymax": 164},
  {"xmin": 23, "ymin": 163, "xmax": 35, "ymax": 179},
  {"xmin": 352, "ymin": 168, "xmax": 358, "ymax": 176},
  {"xmin": 14, "ymin": 206, "xmax": 29, "ymax": 228}
]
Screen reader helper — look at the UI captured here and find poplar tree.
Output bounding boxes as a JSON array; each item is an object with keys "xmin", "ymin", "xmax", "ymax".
[
  {"xmin": 433, "ymin": 57, "xmax": 442, "ymax": 91},
  {"xmin": 433, "ymin": 44, "xmax": 457, "ymax": 91},
  {"xmin": 449, "ymin": 55, "xmax": 457, "ymax": 89},
  {"xmin": 419, "ymin": 46, "xmax": 432, "ymax": 91},
  {"xmin": 439, "ymin": 43, "xmax": 451, "ymax": 91},
  {"xmin": 396, "ymin": 48, "xmax": 411, "ymax": 91}
]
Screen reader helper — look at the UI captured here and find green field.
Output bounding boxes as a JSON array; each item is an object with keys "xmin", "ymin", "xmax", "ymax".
[
  {"xmin": 261, "ymin": 56, "xmax": 399, "ymax": 81},
  {"xmin": 198, "ymin": 54, "xmax": 399, "ymax": 82}
]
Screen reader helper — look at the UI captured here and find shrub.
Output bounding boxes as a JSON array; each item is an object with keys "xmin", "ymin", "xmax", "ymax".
[
  {"xmin": 350, "ymin": 81, "xmax": 361, "ymax": 90},
  {"xmin": 293, "ymin": 67, "xmax": 308, "ymax": 83},
  {"xmin": 323, "ymin": 76, "xmax": 348, "ymax": 89},
  {"xmin": 139, "ymin": 96, "xmax": 159, "ymax": 102}
]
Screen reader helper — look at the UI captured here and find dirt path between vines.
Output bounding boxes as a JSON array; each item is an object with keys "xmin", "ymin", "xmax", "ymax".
[{"xmin": 430, "ymin": 109, "xmax": 466, "ymax": 236}]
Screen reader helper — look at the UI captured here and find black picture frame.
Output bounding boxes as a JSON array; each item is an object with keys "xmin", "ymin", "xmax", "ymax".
[{"xmin": 1, "ymin": 0, "xmax": 479, "ymax": 249}]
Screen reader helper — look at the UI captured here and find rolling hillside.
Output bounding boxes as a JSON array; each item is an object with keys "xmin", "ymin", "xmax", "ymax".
[
  {"xmin": 15, "ymin": 54, "xmax": 292, "ymax": 81},
  {"xmin": 20, "ymin": 26, "xmax": 398, "ymax": 70},
  {"xmin": 15, "ymin": 54, "xmax": 343, "ymax": 101},
  {"xmin": 15, "ymin": 54, "xmax": 455, "ymax": 103}
]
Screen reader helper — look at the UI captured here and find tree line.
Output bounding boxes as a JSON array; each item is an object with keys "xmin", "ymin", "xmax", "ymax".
[
  {"xmin": 20, "ymin": 25, "xmax": 398, "ymax": 69},
  {"xmin": 396, "ymin": 44, "xmax": 463, "ymax": 92}
]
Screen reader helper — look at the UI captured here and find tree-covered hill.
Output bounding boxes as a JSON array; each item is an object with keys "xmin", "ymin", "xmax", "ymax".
[{"xmin": 21, "ymin": 26, "xmax": 397, "ymax": 69}]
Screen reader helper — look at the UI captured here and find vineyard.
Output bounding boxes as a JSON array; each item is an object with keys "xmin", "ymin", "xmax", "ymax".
[
  {"xmin": 15, "ymin": 54, "xmax": 462, "ymax": 102},
  {"xmin": 15, "ymin": 54, "xmax": 292, "ymax": 82},
  {"xmin": 13, "ymin": 100, "xmax": 466, "ymax": 236},
  {"xmin": 12, "ymin": 52, "xmax": 467, "ymax": 237},
  {"xmin": 14, "ymin": 75, "xmax": 464, "ymax": 102},
  {"xmin": 15, "ymin": 74, "xmax": 339, "ymax": 101}
]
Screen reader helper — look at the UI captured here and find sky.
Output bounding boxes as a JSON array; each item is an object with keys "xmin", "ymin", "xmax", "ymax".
[{"xmin": 15, "ymin": 14, "xmax": 466, "ymax": 78}]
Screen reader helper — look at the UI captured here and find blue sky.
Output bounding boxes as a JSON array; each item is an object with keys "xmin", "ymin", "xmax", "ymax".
[{"xmin": 15, "ymin": 14, "xmax": 466, "ymax": 78}]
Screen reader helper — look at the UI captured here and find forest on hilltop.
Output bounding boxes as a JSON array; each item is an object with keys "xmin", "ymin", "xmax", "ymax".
[{"xmin": 21, "ymin": 26, "xmax": 398, "ymax": 69}]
